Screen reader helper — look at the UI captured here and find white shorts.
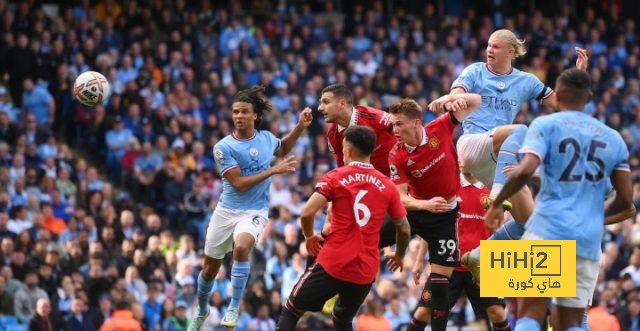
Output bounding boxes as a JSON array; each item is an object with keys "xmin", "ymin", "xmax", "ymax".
[
  {"xmin": 522, "ymin": 231, "xmax": 599, "ymax": 308},
  {"xmin": 456, "ymin": 132, "xmax": 497, "ymax": 188},
  {"xmin": 204, "ymin": 207, "xmax": 269, "ymax": 259}
]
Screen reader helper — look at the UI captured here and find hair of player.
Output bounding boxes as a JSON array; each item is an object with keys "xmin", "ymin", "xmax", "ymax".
[
  {"xmin": 344, "ymin": 125, "xmax": 377, "ymax": 157},
  {"xmin": 233, "ymin": 85, "xmax": 272, "ymax": 125},
  {"xmin": 321, "ymin": 84, "xmax": 353, "ymax": 105},
  {"xmin": 492, "ymin": 29, "xmax": 527, "ymax": 58},
  {"xmin": 555, "ymin": 68, "xmax": 591, "ymax": 105},
  {"xmin": 389, "ymin": 98, "xmax": 422, "ymax": 120}
]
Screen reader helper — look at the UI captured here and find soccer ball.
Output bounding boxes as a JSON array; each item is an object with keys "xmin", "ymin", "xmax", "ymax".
[{"xmin": 73, "ymin": 71, "xmax": 110, "ymax": 107}]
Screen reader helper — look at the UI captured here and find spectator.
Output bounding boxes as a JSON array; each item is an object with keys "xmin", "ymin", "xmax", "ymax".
[
  {"xmin": 22, "ymin": 78, "xmax": 54, "ymax": 127},
  {"xmin": 162, "ymin": 300, "xmax": 189, "ymax": 331},
  {"xmin": 14, "ymin": 269, "xmax": 48, "ymax": 323},
  {"xmin": 28, "ymin": 297, "xmax": 59, "ymax": 331},
  {"xmin": 63, "ymin": 297, "xmax": 95, "ymax": 331},
  {"xmin": 99, "ymin": 300, "xmax": 142, "ymax": 331},
  {"xmin": 0, "ymin": 275, "xmax": 14, "ymax": 315}
]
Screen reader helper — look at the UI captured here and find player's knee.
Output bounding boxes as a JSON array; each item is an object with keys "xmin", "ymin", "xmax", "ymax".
[
  {"xmin": 486, "ymin": 304, "xmax": 506, "ymax": 323},
  {"xmin": 413, "ymin": 306, "xmax": 431, "ymax": 322},
  {"xmin": 233, "ymin": 242, "xmax": 253, "ymax": 260}
]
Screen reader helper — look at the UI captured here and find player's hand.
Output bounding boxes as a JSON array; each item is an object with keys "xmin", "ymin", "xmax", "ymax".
[
  {"xmin": 385, "ymin": 252, "xmax": 404, "ymax": 272},
  {"xmin": 427, "ymin": 95, "xmax": 450, "ymax": 114},
  {"xmin": 485, "ymin": 204, "xmax": 505, "ymax": 232},
  {"xmin": 412, "ymin": 260, "xmax": 424, "ymax": 285},
  {"xmin": 501, "ymin": 164, "xmax": 517, "ymax": 176},
  {"xmin": 575, "ymin": 47, "xmax": 589, "ymax": 71},
  {"xmin": 446, "ymin": 98, "xmax": 468, "ymax": 112},
  {"xmin": 421, "ymin": 197, "xmax": 453, "ymax": 213},
  {"xmin": 298, "ymin": 107, "xmax": 313, "ymax": 128},
  {"xmin": 272, "ymin": 155, "xmax": 297, "ymax": 174},
  {"xmin": 305, "ymin": 234, "xmax": 324, "ymax": 256}
]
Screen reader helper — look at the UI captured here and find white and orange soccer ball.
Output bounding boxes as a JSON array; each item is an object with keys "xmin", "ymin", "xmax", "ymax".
[{"xmin": 73, "ymin": 71, "xmax": 110, "ymax": 107}]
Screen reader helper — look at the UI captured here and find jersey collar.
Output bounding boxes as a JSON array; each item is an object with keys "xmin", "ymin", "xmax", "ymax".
[
  {"xmin": 460, "ymin": 173, "xmax": 485, "ymax": 188},
  {"xmin": 348, "ymin": 161, "xmax": 374, "ymax": 169},
  {"xmin": 405, "ymin": 127, "xmax": 428, "ymax": 153},
  {"xmin": 338, "ymin": 107, "xmax": 359, "ymax": 132},
  {"xmin": 485, "ymin": 63, "xmax": 513, "ymax": 76},
  {"xmin": 231, "ymin": 130, "xmax": 257, "ymax": 141}
]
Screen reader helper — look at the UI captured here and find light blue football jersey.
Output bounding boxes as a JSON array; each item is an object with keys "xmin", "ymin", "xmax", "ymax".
[
  {"xmin": 214, "ymin": 130, "xmax": 281, "ymax": 210},
  {"xmin": 520, "ymin": 111, "xmax": 630, "ymax": 261},
  {"xmin": 452, "ymin": 62, "xmax": 553, "ymax": 134}
]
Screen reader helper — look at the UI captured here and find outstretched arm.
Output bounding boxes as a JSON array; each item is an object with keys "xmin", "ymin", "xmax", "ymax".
[
  {"xmin": 428, "ymin": 93, "xmax": 482, "ymax": 123},
  {"xmin": 275, "ymin": 107, "xmax": 313, "ymax": 157},
  {"xmin": 223, "ymin": 156, "xmax": 296, "ymax": 192},
  {"xmin": 300, "ymin": 192, "xmax": 330, "ymax": 256}
]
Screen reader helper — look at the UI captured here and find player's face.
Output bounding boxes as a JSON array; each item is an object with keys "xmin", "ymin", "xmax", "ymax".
[
  {"xmin": 318, "ymin": 92, "xmax": 344, "ymax": 123},
  {"xmin": 486, "ymin": 35, "xmax": 514, "ymax": 66},
  {"xmin": 231, "ymin": 101, "xmax": 257, "ymax": 131},
  {"xmin": 391, "ymin": 113, "xmax": 420, "ymax": 144}
]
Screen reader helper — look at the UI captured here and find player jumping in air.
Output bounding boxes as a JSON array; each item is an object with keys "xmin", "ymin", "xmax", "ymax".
[{"xmin": 188, "ymin": 86, "xmax": 312, "ymax": 331}]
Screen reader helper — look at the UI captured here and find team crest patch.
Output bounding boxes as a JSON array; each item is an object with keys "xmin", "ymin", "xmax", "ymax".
[
  {"xmin": 214, "ymin": 149, "xmax": 224, "ymax": 161},
  {"xmin": 250, "ymin": 147, "xmax": 259, "ymax": 157},
  {"xmin": 496, "ymin": 81, "xmax": 506, "ymax": 90},
  {"xmin": 422, "ymin": 290, "xmax": 432, "ymax": 301},
  {"xmin": 480, "ymin": 194, "xmax": 491, "ymax": 209},
  {"xmin": 390, "ymin": 165, "xmax": 398, "ymax": 175},
  {"xmin": 428, "ymin": 136, "xmax": 440, "ymax": 150}
]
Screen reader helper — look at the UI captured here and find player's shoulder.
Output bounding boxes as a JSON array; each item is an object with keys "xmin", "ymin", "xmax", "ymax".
[
  {"xmin": 355, "ymin": 105, "xmax": 387, "ymax": 123},
  {"xmin": 215, "ymin": 135, "xmax": 235, "ymax": 149},
  {"xmin": 255, "ymin": 129, "xmax": 277, "ymax": 139},
  {"xmin": 389, "ymin": 142, "xmax": 405, "ymax": 158}
]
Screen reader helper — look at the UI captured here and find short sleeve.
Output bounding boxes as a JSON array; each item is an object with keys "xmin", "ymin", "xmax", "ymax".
[
  {"xmin": 520, "ymin": 118, "xmax": 549, "ymax": 162},
  {"xmin": 265, "ymin": 131, "xmax": 282, "ymax": 155},
  {"xmin": 428, "ymin": 113, "xmax": 458, "ymax": 135},
  {"xmin": 389, "ymin": 149, "xmax": 409, "ymax": 185},
  {"xmin": 451, "ymin": 63, "xmax": 479, "ymax": 92},
  {"xmin": 315, "ymin": 171, "xmax": 336, "ymax": 201},
  {"xmin": 613, "ymin": 134, "xmax": 630, "ymax": 172},
  {"xmin": 525, "ymin": 73, "xmax": 553, "ymax": 102},
  {"xmin": 387, "ymin": 184, "xmax": 408, "ymax": 220},
  {"xmin": 213, "ymin": 142, "xmax": 239, "ymax": 176}
]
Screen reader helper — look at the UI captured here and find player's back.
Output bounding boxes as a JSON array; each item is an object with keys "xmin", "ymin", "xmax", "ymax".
[
  {"xmin": 326, "ymin": 105, "xmax": 397, "ymax": 176},
  {"xmin": 452, "ymin": 62, "xmax": 552, "ymax": 134},
  {"xmin": 522, "ymin": 111, "xmax": 629, "ymax": 260},
  {"xmin": 316, "ymin": 162, "xmax": 405, "ymax": 284},
  {"xmin": 214, "ymin": 130, "xmax": 281, "ymax": 211}
]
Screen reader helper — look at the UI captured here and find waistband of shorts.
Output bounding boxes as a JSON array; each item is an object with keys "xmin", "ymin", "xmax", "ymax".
[{"xmin": 216, "ymin": 206, "xmax": 269, "ymax": 214}]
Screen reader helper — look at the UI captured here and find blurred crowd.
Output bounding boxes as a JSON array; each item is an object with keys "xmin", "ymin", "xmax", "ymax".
[{"xmin": 0, "ymin": 0, "xmax": 639, "ymax": 330}]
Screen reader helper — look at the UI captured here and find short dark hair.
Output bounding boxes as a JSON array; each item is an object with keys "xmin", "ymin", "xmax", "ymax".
[
  {"xmin": 389, "ymin": 98, "xmax": 422, "ymax": 119},
  {"xmin": 555, "ymin": 68, "xmax": 591, "ymax": 105},
  {"xmin": 344, "ymin": 125, "xmax": 377, "ymax": 157},
  {"xmin": 321, "ymin": 84, "xmax": 353, "ymax": 104},
  {"xmin": 233, "ymin": 85, "xmax": 272, "ymax": 125}
]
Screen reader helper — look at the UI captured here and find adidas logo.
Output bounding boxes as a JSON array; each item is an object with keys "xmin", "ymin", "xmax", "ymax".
[
  {"xmin": 446, "ymin": 256, "xmax": 454, "ymax": 262},
  {"xmin": 407, "ymin": 159, "xmax": 415, "ymax": 166}
]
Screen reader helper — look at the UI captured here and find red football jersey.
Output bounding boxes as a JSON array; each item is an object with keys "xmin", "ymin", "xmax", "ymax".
[
  {"xmin": 315, "ymin": 162, "xmax": 406, "ymax": 284},
  {"xmin": 388, "ymin": 113, "xmax": 461, "ymax": 200},
  {"xmin": 454, "ymin": 175, "xmax": 491, "ymax": 272},
  {"xmin": 326, "ymin": 105, "xmax": 397, "ymax": 176}
]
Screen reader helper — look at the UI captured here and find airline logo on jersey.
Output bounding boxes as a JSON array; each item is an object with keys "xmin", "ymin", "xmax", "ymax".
[
  {"xmin": 480, "ymin": 240, "xmax": 576, "ymax": 297},
  {"xmin": 428, "ymin": 136, "xmax": 440, "ymax": 150}
]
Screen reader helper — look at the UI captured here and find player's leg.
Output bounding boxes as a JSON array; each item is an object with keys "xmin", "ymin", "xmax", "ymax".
[
  {"xmin": 461, "ymin": 268, "xmax": 511, "ymax": 331},
  {"xmin": 221, "ymin": 211, "xmax": 269, "ymax": 328},
  {"xmin": 514, "ymin": 297, "xmax": 548, "ymax": 331},
  {"xmin": 277, "ymin": 263, "xmax": 341, "ymax": 330},
  {"xmin": 333, "ymin": 281, "xmax": 373, "ymax": 331},
  {"xmin": 551, "ymin": 256, "xmax": 599, "ymax": 331},
  {"xmin": 189, "ymin": 209, "xmax": 236, "ymax": 331}
]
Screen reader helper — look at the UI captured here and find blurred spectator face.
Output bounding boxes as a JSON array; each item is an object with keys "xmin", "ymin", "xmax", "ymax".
[
  {"xmin": 25, "ymin": 271, "xmax": 39, "ymax": 288},
  {"xmin": 22, "ymin": 78, "xmax": 34, "ymax": 92},
  {"xmin": 36, "ymin": 298, "xmax": 51, "ymax": 318},
  {"xmin": 71, "ymin": 298, "xmax": 85, "ymax": 315},
  {"xmin": 120, "ymin": 210, "xmax": 134, "ymax": 228}
]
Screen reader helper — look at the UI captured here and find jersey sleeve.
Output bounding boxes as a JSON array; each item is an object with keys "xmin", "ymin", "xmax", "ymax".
[
  {"xmin": 613, "ymin": 133, "xmax": 630, "ymax": 172},
  {"xmin": 388, "ymin": 148, "xmax": 409, "ymax": 185},
  {"xmin": 315, "ymin": 171, "xmax": 336, "ymax": 201},
  {"xmin": 428, "ymin": 112, "xmax": 458, "ymax": 134},
  {"xmin": 525, "ymin": 73, "xmax": 553, "ymax": 102},
  {"xmin": 387, "ymin": 183, "xmax": 408, "ymax": 221},
  {"xmin": 265, "ymin": 130, "xmax": 282, "ymax": 155},
  {"xmin": 213, "ymin": 142, "xmax": 239, "ymax": 176},
  {"xmin": 520, "ymin": 118, "xmax": 550, "ymax": 162},
  {"xmin": 451, "ymin": 63, "xmax": 480, "ymax": 92}
]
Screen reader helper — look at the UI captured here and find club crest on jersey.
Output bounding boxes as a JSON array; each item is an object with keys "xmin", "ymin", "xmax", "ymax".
[
  {"xmin": 496, "ymin": 81, "xmax": 506, "ymax": 90},
  {"xmin": 390, "ymin": 165, "xmax": 398, "ymax": 175},
  {"xmin": 427, "ymin": 136, "xmax": 440, "ymax": 150},
  {"xmin": 422, "ymin": 290, "xmax": 432, "ymax": 301},
  {"xmin": 250, "ymin": 147, "xmax": 259, "ymax": 158},
  {"xmin": 214, "ymin": 149, "xmax": 224, "ymax": 161},
  {"xmin": 480, "ymin": 194, "xmax": 491, "ymax": 209}
]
